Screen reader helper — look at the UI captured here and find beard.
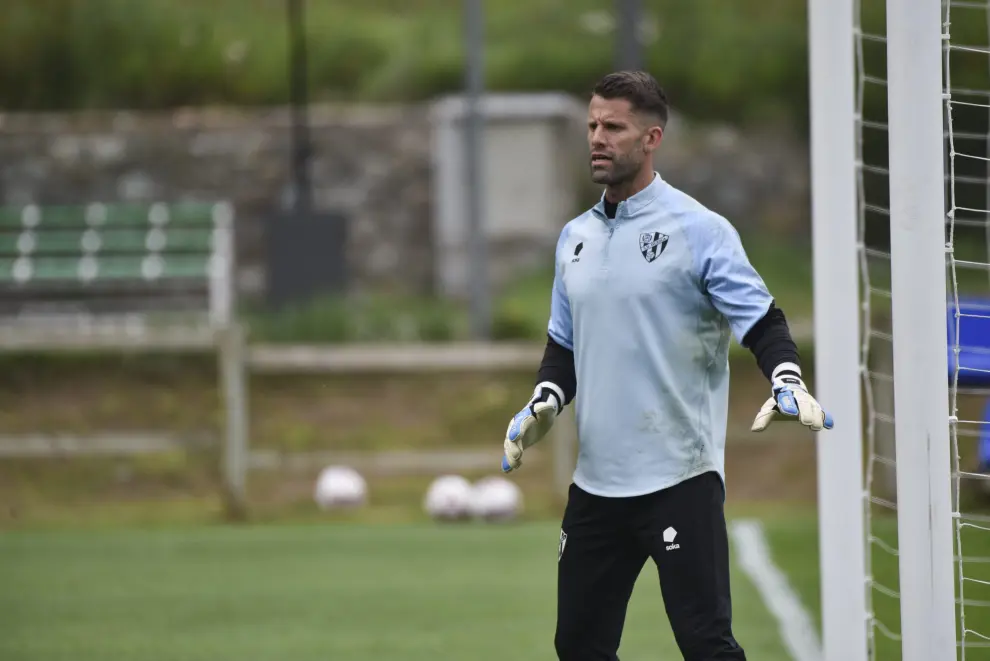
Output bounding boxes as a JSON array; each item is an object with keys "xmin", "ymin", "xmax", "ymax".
[{"xmin": 590, "ymin": 152, "xmax": 641, "ymax": 185}]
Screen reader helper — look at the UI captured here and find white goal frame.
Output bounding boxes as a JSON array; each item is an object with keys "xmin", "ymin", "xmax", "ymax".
[
  {"xmin": 885, "ymin": 0, "xmax": 957, "ymax": 658},
  {"xmin": 810, "ymin": 0, "xmax": 958, "ymax": 659},
  {"xmin": 808, "ymin": 0, "xmax": 869, "ymax": 659}
]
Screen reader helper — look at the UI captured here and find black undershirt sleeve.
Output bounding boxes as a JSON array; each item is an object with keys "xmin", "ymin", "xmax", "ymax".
[
  {"xmin": 742, "ymin": 301, "xmax": 801, "ymax": 381},
  {"xmin": 536, "ymin": 335, "xmax": 577, "ymax": 406}
]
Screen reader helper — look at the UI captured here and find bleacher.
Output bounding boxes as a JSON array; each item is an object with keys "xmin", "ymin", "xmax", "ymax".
[
  {"xmin": 0, "ymin": 199, "xmax": 248, "ymax": 513},
  {"xmin": 0, "ymin": 201, "xmax": 234, "ymax": 348}
]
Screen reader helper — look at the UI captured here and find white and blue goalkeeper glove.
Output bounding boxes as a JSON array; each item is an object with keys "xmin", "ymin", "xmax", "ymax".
[
  {"xmin": 501, "ymin": 382, "xmax": 565, "ymax": 473},
  {"xmin": 751, "ymin": 364, "xmax": 834, "ymax": 432}
]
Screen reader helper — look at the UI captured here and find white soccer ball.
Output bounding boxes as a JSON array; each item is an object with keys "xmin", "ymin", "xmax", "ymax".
[
  {"xmin": 423, "ymin": 475, "xmax": 473, "ymax": 521},
  {"xmin": 469, "ymin": 476, "xmax": 523, "ymax": 522},
  {"xmin": 313, "ymin": 465, "xmax": 367, "ymax": 510}
]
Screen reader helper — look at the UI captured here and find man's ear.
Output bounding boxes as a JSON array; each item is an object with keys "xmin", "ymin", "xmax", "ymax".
[{"xmin": 643, "ymin": 125, "xmax": 663, "ymax": 153}]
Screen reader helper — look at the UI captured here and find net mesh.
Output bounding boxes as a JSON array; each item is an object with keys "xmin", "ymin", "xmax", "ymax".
[
  {"xmin": 857, "ymin": 0, "xmax": 990, "ymax": 658},
  {"xmin": 854, "ymin": 1, "xmax": 900, "ymax": 658},
  {"xmin": 946, "ymin": 0, "xmax": 990, "ymax": 658}
]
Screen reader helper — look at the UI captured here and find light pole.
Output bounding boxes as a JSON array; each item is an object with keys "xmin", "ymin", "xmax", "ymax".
[
  {"xmin": 615, "ymin": 0, "xmax": 643, "ymax": 70},
  {"xmin": 463, "ymin": 0, "xmax": 490, "ymax": 339}
]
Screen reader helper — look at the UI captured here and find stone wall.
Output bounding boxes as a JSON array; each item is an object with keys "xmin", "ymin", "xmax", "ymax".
[
  {"xmin": 0, "ymin": 104, "xmax": 435, "ymax": 299},
  {"xmin": 655, "ymin": 115, "xmax": 811, "ymax": 239},
  {"xmin": 0, "ymin": 101, "xmax": 810, "ymax": 302}
]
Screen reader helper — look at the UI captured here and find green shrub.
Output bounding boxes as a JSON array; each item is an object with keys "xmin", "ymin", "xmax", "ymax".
[
  {"xmin": 0, "ymin": 0, "xmax": 914, "ymax": 130},
  {"xmin": 243, "ymin": 293, "xmax": 468, "ymax": 343}
]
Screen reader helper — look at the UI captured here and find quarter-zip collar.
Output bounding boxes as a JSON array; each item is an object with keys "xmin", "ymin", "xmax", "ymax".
[{"xmin": 592, "ymin": 171, "xmax": 667, "ymax": 223}]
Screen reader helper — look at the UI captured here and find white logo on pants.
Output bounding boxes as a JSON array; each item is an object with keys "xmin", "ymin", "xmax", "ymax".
[{"xmin": 663, "ymin": 526, "xmax": 680, "ymax": 551}]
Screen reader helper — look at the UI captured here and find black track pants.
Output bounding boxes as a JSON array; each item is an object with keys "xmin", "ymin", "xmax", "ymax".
[{"xmin": 554, "ymin": 471, "xmax": 746, "ymax": 661}]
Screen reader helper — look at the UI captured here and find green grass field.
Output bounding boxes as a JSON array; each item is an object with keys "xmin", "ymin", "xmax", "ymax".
[
  {"xmin": 762, "ymin": 508, "xmax": 990, "ymax": 661},
  {"xmin": 0, "ymin": 518, "xmax": 794, "ymax": 661},
  {"xmin": 6, "ymin": 506, "xmax": 990, "ymax": 660}
]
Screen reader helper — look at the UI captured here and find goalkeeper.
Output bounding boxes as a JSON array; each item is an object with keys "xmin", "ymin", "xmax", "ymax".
[{"xmin": 501, "ymin": 71, "xmax": 832, "ymax": 661}]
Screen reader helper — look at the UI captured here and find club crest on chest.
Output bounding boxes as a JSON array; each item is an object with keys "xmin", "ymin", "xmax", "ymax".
[{"xmin": 639, "ymin": 231, "xmax": 669, "ymax": 263}]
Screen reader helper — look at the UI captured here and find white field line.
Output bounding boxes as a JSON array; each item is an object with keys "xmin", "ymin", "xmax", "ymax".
[{"xmin": 730, "ymin": 519, "xmax": 823, "ymax": 661}]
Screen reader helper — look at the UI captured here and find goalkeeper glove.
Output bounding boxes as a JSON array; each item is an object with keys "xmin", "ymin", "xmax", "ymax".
[
  {"xmin": 751, "ymin": 364, "xmax": 834, "ymax": 432},
  {"xmin": 501, "ymin": 382, "xmax": 565, "ymax": 473}
]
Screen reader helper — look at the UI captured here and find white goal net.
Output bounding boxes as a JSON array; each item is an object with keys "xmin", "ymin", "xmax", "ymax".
[
  {"xmin": 854, "ymin": 0, "xmax": 900, "ymax": 656},
  {"xmin": 945, "ymin": 0, "xmax": 990, "ymax": 658},
  {"xmin": 813, "ymin": 0, "xmax": 990, "ymax": 659}
]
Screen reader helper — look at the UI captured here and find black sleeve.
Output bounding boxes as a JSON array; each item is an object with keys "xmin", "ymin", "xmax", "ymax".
[
  {"xmin": 536, "ymin": 334, "xmax": 577, "ymax": 406},
  {"xmin": 741, "ymin": 302, "xmax": 801, "ymax": 381}
]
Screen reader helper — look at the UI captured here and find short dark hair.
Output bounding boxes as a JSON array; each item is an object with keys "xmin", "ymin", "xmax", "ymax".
[{"xmin": 592, "ymin": 71, "xmax": 669, "ymax": 129}]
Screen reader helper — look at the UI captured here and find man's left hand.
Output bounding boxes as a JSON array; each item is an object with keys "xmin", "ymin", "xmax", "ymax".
[{"xmin": 751, "ymin": 372, "xmax": 834, "ymax": 432}]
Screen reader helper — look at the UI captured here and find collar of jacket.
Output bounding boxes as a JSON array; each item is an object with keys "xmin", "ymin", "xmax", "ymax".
[{"xmin": 591, "ymin": 171, "xmax": 666, "ymax": 222}]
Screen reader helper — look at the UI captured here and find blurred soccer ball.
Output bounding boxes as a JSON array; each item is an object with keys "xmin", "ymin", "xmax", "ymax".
[
  {"xmin": 314, "ymin": 465, "xmax": 367, "ymax": 510},
  {"xmin": 423, "ymin": 475, "xmax": 473, "ymax": 521},
  {"xmin": 469, "ymin": 476, "xmax": 523, "ymax": 522}
]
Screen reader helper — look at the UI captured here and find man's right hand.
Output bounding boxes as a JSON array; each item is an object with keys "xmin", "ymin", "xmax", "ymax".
[{"xmin": 502, "ymin": 382, "xmax": 565, "ymax": 473}]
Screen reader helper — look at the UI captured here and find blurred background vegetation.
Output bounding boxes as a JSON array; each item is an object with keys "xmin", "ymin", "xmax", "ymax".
[
  {"xmin": 0, "ymin": 0, "xmax": 891, "ymax": 128},
  {"xmin": 241, "ymin": 239, "xmax": 818, "ymax": 343},
  {"xmin": 10, "ymin": 0, "xmax": 985, "ymax": 128},
  {"xmin": 6, "ymin": 0, "xmax": 990, "ymax": 349}
]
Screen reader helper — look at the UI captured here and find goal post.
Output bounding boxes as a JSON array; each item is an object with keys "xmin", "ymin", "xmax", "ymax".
[
  {"xmin": 885, "ymin": 0, "xmax": 958, "ymax": 657},
  {"xmin": 812, "ymin": 0, "xmax": 963, "ymax": 656},
  {"xmin": 808, "ymin": 0, "xmax": 870, "ymax": 659}
]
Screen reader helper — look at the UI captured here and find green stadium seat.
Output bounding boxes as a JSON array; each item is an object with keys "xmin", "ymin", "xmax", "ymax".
[
  {"xmin": 0, "ymin": 202, "xmax": 230, "ymax": 298},
  {"xmin": 162, "ymin": 228, "xmax": 214, "ymax": 251},
  {"xmin": 0, "ymin": 205, "xmax": 111, "ymax": 230},
  {"xmin": 0, "ymin": 233, "xmax": 21, "ymax": 255},
  {"xmin": 0, "ymin": 230, "xmax": 111, "ymax": 256},
  {"xmin": 29, "ymin": 257, "xmax": 82, "ymax": 281},
  {"xmin": 32, "ymin": 230, "xmax": 91, "ymax": 254},
  {"xmin": 97, "ymin": 256, "xmax": 147, "ymax": 280},
  {"xmin": 34, "ymin": 206, "xmax": 89, "ymax": 229},
  {"xmin": 102, "ymin": 204, "xmax": 153, "ymax": 227},
  {"xmin": 166, "ymin": 202, "xmax": 217, "ymax": 227},
  {"xmin": 162, "ymin": 256, "xmax": 211, "ymax": 278},
  {"xmin": 0, "ymin": 208, "xmax": 22, "ymax": 229},
  {"xmin": 99, "ymin": 229, "xmax": 154, "ymax": 253},
  {"xmin": 0, "ymin": 258, "xmax": 14, "ymax": 280},
  {"xmin": 0, "ymin": 228, "xmax": 214, "ymax": 258}
]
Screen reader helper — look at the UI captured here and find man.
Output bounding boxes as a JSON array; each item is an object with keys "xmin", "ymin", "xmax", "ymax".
[{"xmin": 500, "ymin": 71, "xmax": 832, "ymax": 661}]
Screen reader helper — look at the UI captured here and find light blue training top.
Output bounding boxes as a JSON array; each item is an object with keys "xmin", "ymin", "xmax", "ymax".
[{"xmin": 548, "ymin": 172, "xmax": 773, "ymax": 498}]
